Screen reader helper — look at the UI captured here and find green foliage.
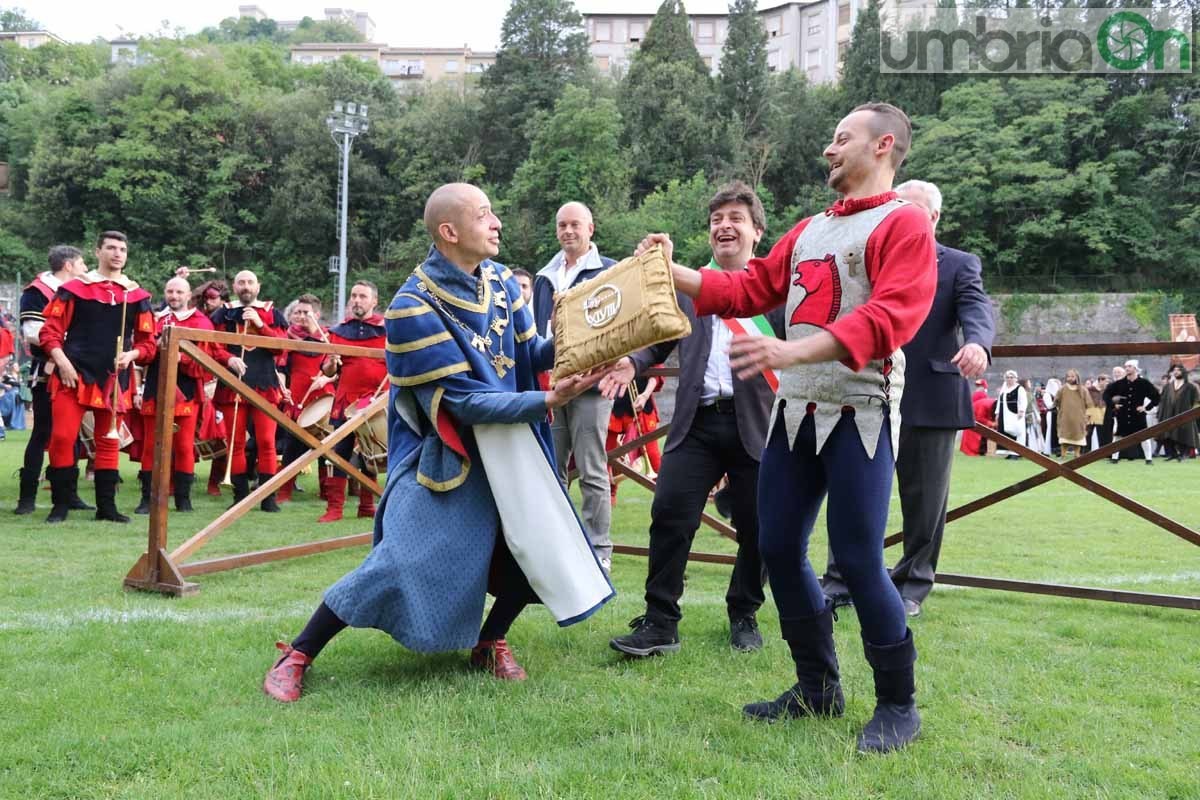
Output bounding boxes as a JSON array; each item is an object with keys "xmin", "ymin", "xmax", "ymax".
[
  {"xmin": 620, "ymin": 1, "xmax": 725, "ymax": 198},
  {"xmin": 1126, "ymin": 292, "xmax": 1184, "ymax": 341},
  {"xmin": 719, "ymin": 0, "xmax": 769, "ymax": 138},
  {"xmin": 600, "ymin": 173, "xmax": 716, "ymax": 267},
  {"xmin": 503, "ymin": 84, "xmax": 632, "ymax": 268},
  {"xmin": 998, "ymin": 293, "xmax": 1055, "ymax": 333},
  {"xmin": 479, "ymin": 0, "xmax": 592, "ymax": 184},
  {"xmin": 0, "ymin": 5, "xmax": 38, "ymax": 31}
]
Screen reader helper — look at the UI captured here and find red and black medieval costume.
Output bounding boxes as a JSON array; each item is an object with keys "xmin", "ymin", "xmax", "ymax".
[
  {"xmin": 39, "ymin": 271, "xmax": 155, "ymax": 522},
  {"xmin": 317, "ymin": 313, "xmax": 387, "ymax": 522},
  {"xmin": 210, "ymin": 300, "xmax": 288, "ymax": 509}
]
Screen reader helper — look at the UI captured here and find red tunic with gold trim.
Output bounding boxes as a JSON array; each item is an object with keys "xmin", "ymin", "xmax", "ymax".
[
  {"xmin": 39, "ymin": 271, "xmax": 156, "ymax": 408},
  {"xmin": 142, "ymin": 307, "xmax": 235, "ymax": 418},
  {"xmin": 210, "ymin": 300, "xmax": 288, "ymax": 405},
  {"xmin": 285, "ymin": 325, "xmax": 332, "ymax": 417},
  {"xmin": 326, "ymin": 314, "xmax": 388, "ymax": 419}
]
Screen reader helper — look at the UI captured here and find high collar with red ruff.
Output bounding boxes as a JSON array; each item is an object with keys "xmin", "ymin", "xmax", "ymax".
[{"xmin": 826, "ymin": 191, "xmax": 899, "ymax": 217}]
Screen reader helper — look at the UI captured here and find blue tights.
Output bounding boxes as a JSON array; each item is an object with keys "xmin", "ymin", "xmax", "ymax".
[{"xmin": 757, "ymin": 411, "xmax": 907, "ymax": 646}]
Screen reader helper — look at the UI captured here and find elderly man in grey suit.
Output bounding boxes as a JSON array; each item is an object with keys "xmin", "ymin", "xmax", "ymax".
[
  {"xmin": 600, "ymin": 182, "xmax": 782, "ymax": 655},
  {"xmin": 822, "ymin": 179, "xmax": 995, "ymax": 618}
]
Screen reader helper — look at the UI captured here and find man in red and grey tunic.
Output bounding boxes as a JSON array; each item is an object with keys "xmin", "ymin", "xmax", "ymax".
[
  {"xmin": 316, "ymin": 280, "xmax": 388, "ymax": 523},
  {"xmin": 39, "ymin": 231, "xmax": 157, "ymax": 523},
  {"xmin": 637, "ymin": 103, "xmax": 936, "ymax": 754},
  {"xmin": 13, "ymin": 246, "xmax": 90, "ymax": 515},
  {"xmin": 134, "ymin": 277, "xmax": 246, "ymax": 514},
  {"xmin": 210, "ymin": 270, "xmax": 289, "ymax": 511}
]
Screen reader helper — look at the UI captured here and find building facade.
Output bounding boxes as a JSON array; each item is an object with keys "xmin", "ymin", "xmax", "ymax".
[
  {"xmin": 582, "ymin": 0, "xmax": 919, "ymax": 84},
  {"xmin": 288, "ymin": 42, "xmax": 494, "ymax": 89},
  {"xmin": 0, "ymin": 30, "xmax": 69, "ymax": 49},
  {"xmin": 238, "ymin": 5, "xmax": 377, "ymax": 40}
]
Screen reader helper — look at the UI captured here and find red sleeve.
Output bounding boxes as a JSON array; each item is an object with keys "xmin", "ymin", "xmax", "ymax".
[
  {"xmin": 825, "ymin": 204, "xmax": 937, "ymax": 372},
  {"xmin": 39, "ymin": 295, "xmax": 73, "ymax": 353},
  {"xmin": 694, "ymin": 218, "xmax": 812, "ymax": 319},
  {"xmin": 133, "ymin": 308, "xmax": 158, "ymax": 363}
]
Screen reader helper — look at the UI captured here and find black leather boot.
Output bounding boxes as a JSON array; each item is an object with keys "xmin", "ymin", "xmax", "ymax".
[
  {"xmin": 134, "ymin": 470, "xmax": 152, "ymax": 515},
  {"xmin": 857, "ymin": 629, "xmax": 920, "ymax": 754},
  {"xmin": 14, "ymin": 466, "xmax": 39, "ymax": 515},
  {"xmin": 67, "ymin": 466, "xmax": 95, "ymax": 511},
  {"xmin": 45, "ymin": 466, "xmax": 73, "ymax": 523},
  {"xmin": 743, "ymin": 600, "xmax": 845, "ymax": 721},
  {"xmin": 258, "ymin": 472, "xmax": 281, "ymax": 513},
  {"xmin": 94, "ymin": 469, "xmax": 130, "ymax": 523},
  {"xmin": 173, "ymin": 472, "xmax": 195, "ymax": 512},
  {"xmin": 230, "ymin": 473, "xmax": 250, "ymax": 508}
]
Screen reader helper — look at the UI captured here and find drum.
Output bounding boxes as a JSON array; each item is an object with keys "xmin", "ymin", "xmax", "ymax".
[
  {"xmin": 195, "ymin": 437, "xmax": 227, "ymax": 461},
  {"xmin": 80, "ymin": 411, "xmax": 134, "ymax": 456},
  {"xmin": 297, "ymin": 394, "xmax": 334, "ymax": 440},
  {"xmin": 348, "ymin": 396, "xmax": 388, "ymax": 473}
]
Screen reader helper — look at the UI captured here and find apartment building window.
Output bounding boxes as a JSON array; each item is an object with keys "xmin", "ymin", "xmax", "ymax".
[
  {"xmin": 807, "ymin": 15, "xmax": 822, "ymax": 37},
  {"xmin": 595, "ymin": 55, "xmax": 610, "ymax": 70},
  {"xmin": 300, "ymin": 54, "xmax": 314, "ymax": 64},
  {"xmin": 629, "ymin": 21, "xmax": 645, "ymax": 42},
  {"xmin": 594, "ymin": 21, "xmax": 612, "ymax": 42},
  {"xmin": 767, "ymin": 49, "xmax": 781, "ymax": 72},
  {"xmin": 468, "ymin": 63, "xmax": 487, "ymax": 73},
  {"xmin": 838, "ymin": 41, "xmax": 849, "ymax": 63},
  {"xmin": 805, "ymin": 48, "xmax": 821, "ymax": 79},
  {"xmin": 703, "ymin": 55, "xmax": 713, "ymax": 69},
  {"xmin": 838, "ymin": 2, "xmax": 851, "ymax": 26},
  {"xmin": 765, "ymin": 15, "xmax": 781, "ymax": 38},
  {"xmin": 445, "ymin": 60, "xmax": 459, "ymax": 73},
  {"xmin": 697, "ymin": 21, "xmax": 715, "ymax": 43}
]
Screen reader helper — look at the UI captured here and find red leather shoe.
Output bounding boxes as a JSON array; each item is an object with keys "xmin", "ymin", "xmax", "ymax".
[
  {"xmin": 263, "ymin": 642, "xmax": 313, "ymax": 702},
  {"xmin": 470, "ymin": 639, "xmax": 527, "ymax": 681}
]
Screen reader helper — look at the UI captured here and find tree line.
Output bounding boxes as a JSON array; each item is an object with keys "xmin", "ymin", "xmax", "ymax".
[{"xmin": 1, "ymin": 0, "xmax": 1198, "ymax": 308}]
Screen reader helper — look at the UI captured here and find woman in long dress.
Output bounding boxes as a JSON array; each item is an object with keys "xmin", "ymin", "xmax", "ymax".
[{"xmin": 995, "ymin": 371, "xmax": 1027, "ymax": 458}]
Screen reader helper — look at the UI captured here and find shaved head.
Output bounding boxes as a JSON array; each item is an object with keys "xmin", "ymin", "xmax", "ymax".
[
  {"xmin": 424, "ymin": 183, "xmax": 483, "ymax": 243},
  {"xmin": 556, "ymin": 201, "xmax": 593, "ymax": 226},
  {"xmin": 164, "ymin": 276, "xmax": 191, "ymax": 311},
  {"xmin": 234, "ymin": 269, "xmax": 258, "ymax": 285},
  {"xmin": 165, "ymin": 276, "xmax": 190, "ymax": 294},
  {"xmin": 423, "ymin": 183, "xmax": 502, "ymax": 270}
]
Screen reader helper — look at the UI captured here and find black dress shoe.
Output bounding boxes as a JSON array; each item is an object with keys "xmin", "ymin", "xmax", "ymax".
[
  {"xmin": 730, "ymin": 615, "xmax": 763, "ymax": 652},
  {"xmin": 610, "ymin": 615, "xmax": 680, "ymax": 657}
]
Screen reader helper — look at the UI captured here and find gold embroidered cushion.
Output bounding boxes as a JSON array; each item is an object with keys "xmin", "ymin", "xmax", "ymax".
[{"xmin": 551, "ymin": 245, "xmax": 692, "ymax": 381}]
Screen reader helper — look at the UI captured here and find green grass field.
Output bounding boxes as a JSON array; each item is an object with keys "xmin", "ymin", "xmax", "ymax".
[{"xmin": 1, "ymin": 428, "xmax": 1197, "ymax": 799}]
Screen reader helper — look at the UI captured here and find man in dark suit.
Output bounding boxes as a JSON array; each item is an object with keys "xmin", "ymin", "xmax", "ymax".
[
  {"xmin": 600, "ymin": 182, "xmax": 781, "ymax": 656},
  {"xmin": 822, "ymin": 179, "xmax": 994, "ymax": 618}
]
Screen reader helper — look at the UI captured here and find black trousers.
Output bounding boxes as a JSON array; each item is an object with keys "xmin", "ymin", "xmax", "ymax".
[
  {"xmin": 21, "ymin": 381, "xmax": 51, "ymax": 478},
  {"xmin": 823, "ymin": 424, "xmax": 956, "ymax": 604},
  {"xmin": 645, "ymin": 403, "xmax": 766, "ymax": 626}
]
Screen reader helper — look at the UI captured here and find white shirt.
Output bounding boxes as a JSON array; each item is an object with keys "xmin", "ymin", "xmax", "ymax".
[
  {"xmin": 540, "ymin": 243, "xmax": 605, "ymax": 338},
  {"xmin": 701, "ymin": 317, "xmax": 735, "ymax": 404}
]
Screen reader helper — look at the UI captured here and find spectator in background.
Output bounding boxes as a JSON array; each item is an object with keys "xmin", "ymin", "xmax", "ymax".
[
  {"xmin": 1055, "ymin": 369, "xmax": 1093, "ymax": 459},
  {"xmin": 1086, "ymin": 375, "xmax": 1107, "ymax": 451},
  {"xmin": 1104, "ymin": 360, "xmax": 1159, "ymax": 464},
  {"xmin": 511, "ymin": 268, "xmax": 534, "ymax": 306},
  {"xmin": 995, "ymin": 371, "xmax": 1027, "ymax": 458},
  {"xmin": 1157, "ymin": 363, "xmax": 1198, "ymax": 461}
]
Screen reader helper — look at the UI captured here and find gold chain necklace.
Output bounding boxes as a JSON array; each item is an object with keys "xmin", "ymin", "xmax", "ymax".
[{"xmin": 417, "ymin": 265, "xmax": 516, "ymax": 378}]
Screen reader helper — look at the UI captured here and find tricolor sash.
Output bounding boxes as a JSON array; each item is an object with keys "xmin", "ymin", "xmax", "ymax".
[{"xmin": 704, "ymin": 261, "xmax": 780, "ymax": 391}]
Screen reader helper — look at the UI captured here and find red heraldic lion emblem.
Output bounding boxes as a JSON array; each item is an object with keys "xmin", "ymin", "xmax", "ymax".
[{"xmin": 789, "ymin": 253, "xmax": 842, "ymax": 328}]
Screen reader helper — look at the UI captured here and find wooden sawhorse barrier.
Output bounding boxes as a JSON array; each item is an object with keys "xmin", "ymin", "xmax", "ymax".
[
  {"xmin": 605, "ymin": 346, "xmax": 1200, "ymax": 612},
  {"xmin": 124, "ymin": 325, "xmax": 385, "ymax": 596}
]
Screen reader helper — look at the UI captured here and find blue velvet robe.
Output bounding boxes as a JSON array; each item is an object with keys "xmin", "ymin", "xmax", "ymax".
[{"xmin": 322, "ymin": 247, "xmax": 612, "ymax": 652}]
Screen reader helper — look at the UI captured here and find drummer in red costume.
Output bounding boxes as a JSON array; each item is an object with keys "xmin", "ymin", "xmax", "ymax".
[
  {"xmin": 316, "ymin": 280, "xmax": 387, "ymax": 522},
  {"xmin": 133, "ymin": 277, "xmax": 246, "ymax": 514},
  {"xmin": 210, "ymin": 270, "xmax": 289, "ymax": 512},
  {"xmin": 277, "ymin": 294, "xmax": 334, "ymax": 502},
  {"xmin": 39, "ymin": 231, "xmax": 157, "ymax": 524}
]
